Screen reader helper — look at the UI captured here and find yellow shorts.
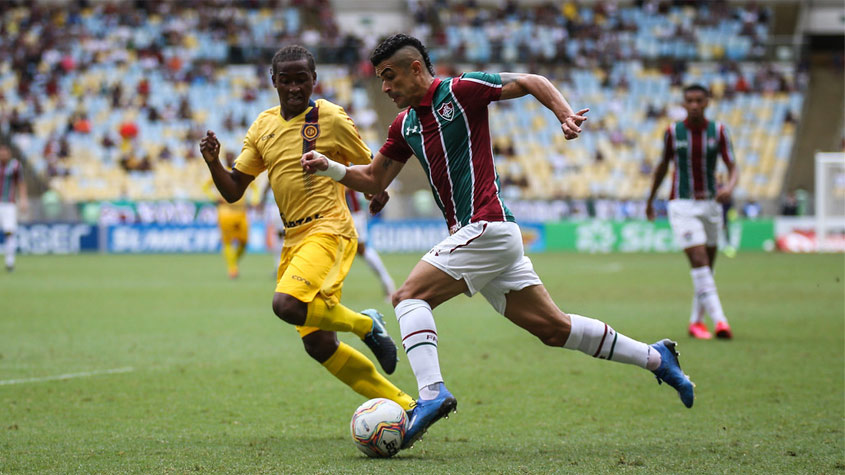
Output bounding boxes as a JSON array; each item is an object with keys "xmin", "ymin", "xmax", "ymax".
[
  {"xmin": 275, "ymin": 233, "xmax": 357, "ymax": 337},
  {"xmin": 218, "ymin": 208, "xmax": 248, "ymax": 244}
]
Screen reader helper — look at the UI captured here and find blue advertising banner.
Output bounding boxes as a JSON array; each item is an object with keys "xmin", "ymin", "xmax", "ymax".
[
  {"xmin": 0, "ymin": 223, "xmax": 98, "ymax": 254},
  {"xmin": 367, "ymin": 220, "xmax": 546, "ymax": 253},
  {"xmin": 105, "ymin": 224, "xmax": 267, "ymax": 253}
]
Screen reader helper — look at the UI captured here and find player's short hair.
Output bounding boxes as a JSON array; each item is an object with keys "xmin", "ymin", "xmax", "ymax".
[
  {"xmin": 683, "ymin": 84, "xmax": 710, "ymax": 97},
  {"xmin": 271, "ymin": 45, "xmax": 316, "ymax": 76},
  {"xmin": 370, "ymin": 34, "xmax": 435, "ymax": 76}
]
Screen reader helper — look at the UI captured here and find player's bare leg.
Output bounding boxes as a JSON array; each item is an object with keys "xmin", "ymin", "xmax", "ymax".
[
  {"xmin": 684, "ymin": 245, "xmax": 731, "ymax": 339},
  {"xmin": 392, "ymin": 261, "xmax": 465, "ymax": 448},
  {"xmin": 502, "ymin": 284, "xmax": 694, "ymax": 408}
]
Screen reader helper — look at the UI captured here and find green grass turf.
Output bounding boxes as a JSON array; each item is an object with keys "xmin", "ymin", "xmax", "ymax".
[{"xmin": 0, "ymin": 251, "xmax": 842, "ymax": 474}]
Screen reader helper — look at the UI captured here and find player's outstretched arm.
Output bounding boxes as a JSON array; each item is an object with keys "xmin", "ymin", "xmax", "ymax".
[
  {"xmin": 200, "ymin": 130, "xmax": 254, "ymax": 202},
  {"xmin": 499, "ymin": 73, "xmax": 589, "ymax": 140},
  {"xmin": 301, "ymin": 151, "xmax": 404, "ymax": 196}
]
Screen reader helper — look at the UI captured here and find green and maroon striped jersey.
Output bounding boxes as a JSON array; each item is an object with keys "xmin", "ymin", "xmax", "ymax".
[
  {"xmin": 379, "ymin": 73, "xmax": 515, "ymax": 234},
  {"xmin": 662, "ymin": 119, "xmax": 735, "ymax": 200},
  {"xmin": 0, "ymin": 158, "xmax": 22, "ymax": 203}
]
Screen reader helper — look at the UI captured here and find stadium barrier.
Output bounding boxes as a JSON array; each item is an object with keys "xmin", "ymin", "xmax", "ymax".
[{"xmin": 2, "ymin": 219, "xmax": 776, "ymax": 254}]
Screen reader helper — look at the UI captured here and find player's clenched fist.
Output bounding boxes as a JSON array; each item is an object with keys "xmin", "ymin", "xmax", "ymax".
[
  {"xmin": 300, "ymin": 150, "xmax": 329, "ymax": 174},
  {"xmin": 199, "ymin": 131, "xmax": 221, "ymax": 163}
]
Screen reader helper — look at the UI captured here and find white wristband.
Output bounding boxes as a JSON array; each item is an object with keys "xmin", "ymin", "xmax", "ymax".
[{"xmin": 314, "ymin": 157, "xmax": 348, "ymax": 181}]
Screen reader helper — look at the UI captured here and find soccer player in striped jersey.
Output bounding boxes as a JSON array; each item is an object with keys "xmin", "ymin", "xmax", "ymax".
[
  {"xmin": 200, "ymin": 45, "xmax": 416, "ymax": 416},
  {"xmin": 345, "ymin": 188, "xmax": 396, "ymax": 301},
  {"xmin": 0, "ymin": 145, "xmax": 27, "ymax": 272},
  {"xmin": 302, "ymin": 34, "xmax": 696, "ymax": 450},
  {"xmin": 646, "ymin": 84, "xmax": 738, "ymax": 340}
]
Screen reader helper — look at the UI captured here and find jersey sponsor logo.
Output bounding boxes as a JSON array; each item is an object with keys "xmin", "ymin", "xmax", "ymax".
[
  {"xmin": 280, "ymin": 212, "xmax": 323, "ymax": 229},
  {"xmin": 260, "ymin": 132, "xmax": 276, "ymax": 142},
  {"xmin": 436, "ymin": 101, "xmax": 455, "ymax": 121},
  {"xmin": 301, "ymin": 123, "xmax": 320, "ymax": 141},
  {"xmin": 290, "ymin": 274, "xmax": 312, "ymax": 286}
]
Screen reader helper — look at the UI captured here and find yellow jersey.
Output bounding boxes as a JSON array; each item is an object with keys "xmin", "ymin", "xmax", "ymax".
[{"xmin": 234, "ymin": 99, "xmax": 372, "ymax": 247}]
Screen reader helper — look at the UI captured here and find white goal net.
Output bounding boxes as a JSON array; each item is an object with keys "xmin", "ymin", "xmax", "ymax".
[{"xmin": 815, "ymin": 152, "xmax": 845, "ymax": 252}]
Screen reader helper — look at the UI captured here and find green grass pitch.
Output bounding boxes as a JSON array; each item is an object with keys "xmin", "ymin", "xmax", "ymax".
[{"xmin": 1, "ymin": 251, "xmax": 842, "ymax": 473}]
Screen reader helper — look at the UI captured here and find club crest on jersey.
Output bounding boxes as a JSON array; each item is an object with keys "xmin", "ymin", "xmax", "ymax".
[
  {"xmin": 301, "ymin": 123, "xmax": 320, "ymax": 141},
  {"xmin": 436, "ymin": 101, "xmax": 455, "ymax": 121}
]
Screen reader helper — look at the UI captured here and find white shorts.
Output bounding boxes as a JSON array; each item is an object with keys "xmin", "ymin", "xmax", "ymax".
[
  {"xmin": 422, "ymin": 221, "xmax": 542, "ymax": 315},
  {"xmin": 351, "ymin": 210, "xmax": 368, "ymax": 243},
  {"xmin": 668, "ymin": 199, "xmax": 722, "ymax": 249},
  {"xmin": 0, "ymin": 203, "xmax": 17, "ymax": 233}
]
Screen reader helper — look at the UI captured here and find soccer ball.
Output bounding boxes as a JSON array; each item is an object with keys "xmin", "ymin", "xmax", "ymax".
[{"xmin": 350, "ymin": 398, "xmax": 407, "ymax": 458}]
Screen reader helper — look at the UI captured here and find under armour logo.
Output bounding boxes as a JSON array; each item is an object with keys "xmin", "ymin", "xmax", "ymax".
[{"xmin": 405, "ymin": 125, "xmax": 420, "ymax": 135}]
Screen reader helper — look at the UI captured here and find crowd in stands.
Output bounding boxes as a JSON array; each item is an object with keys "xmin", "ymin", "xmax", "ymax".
[{"xmin": 0, "ymin": 0, "xmax": 805, "ymax": 219}]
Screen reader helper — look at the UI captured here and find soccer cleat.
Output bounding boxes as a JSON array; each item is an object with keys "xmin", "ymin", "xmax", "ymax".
[
  {"xmin": 402, "ymin": 384, "xmax": 457, "ymax": 450},
  {"xmin": 688, "ymin": 322, "xmax": 712, "ymax": 340},
  {"xmin": 715, "ymin": 321, "xmax": 733, "ymax": 339},
  {"xmin": 360, "ymin": 309, "xmax": 398, "ymax": 374},
  {"xmin": 651, "ymin": 339, "xmax": 695, "ymax": 408}
]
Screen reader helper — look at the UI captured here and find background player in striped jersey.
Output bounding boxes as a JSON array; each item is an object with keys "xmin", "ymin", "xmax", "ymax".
[
  {"xmin": 646, "ymin": 84, "xmax": 738, "ymax": 340},
  {"xmin": 302, "ymin": 34, "xmax": 696, "ymax": 450},
  {"xmin": 345, "ymin": 188, "xmax": 396, "ymax": 301},
  {"xmin": 0, "ymin": 145, "xmax": 27, "ymax": 272},
  {"xmin": 199, "ymin": 45, "xmax": 416, "ymax": 415}
]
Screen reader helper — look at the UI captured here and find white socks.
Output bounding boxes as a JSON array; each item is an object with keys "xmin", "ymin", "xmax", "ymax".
[
  {"xmin": 563, "ymin": 314, "xmax": 655, "ymax": 370},
  {"xmin": 4, "ymin": 233, "xmax": 15, "ymax": 268},
  {"xmin": 363, "ymin": 246, "xmax": 396, "ymax": 297},
  {"xmin": 395, "ymin": 299, "xmax": 443, "ymax": 396},
  {"xmin": 690, "ymin": 267, "xmax": 727, "ymax": 324}
]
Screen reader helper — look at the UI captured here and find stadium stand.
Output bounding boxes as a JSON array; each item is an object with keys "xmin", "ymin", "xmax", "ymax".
[{"xmin": 0, "ymin": 0, "xmax": 812, "ymax": 217}]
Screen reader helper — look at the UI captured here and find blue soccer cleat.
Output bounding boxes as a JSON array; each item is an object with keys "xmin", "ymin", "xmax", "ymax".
[
  {"xmin": 361, "ymin": 309, "xmax": 398, "ymax": 374},
  {"xmin": 651, "ymin": 339, "xmax": 695, "ymax": 408},
  {"xmin": 402, "ymin": 383, "xmax": 458, "ymax": 449}
]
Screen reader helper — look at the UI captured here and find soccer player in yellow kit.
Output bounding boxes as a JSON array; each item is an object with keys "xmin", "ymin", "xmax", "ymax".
[
  {"xmin": 199, "ymin": 45, "xmax": 414, "ymax": 411},
  {"xmin": 203, "ymin": 151, "xmax": 260, "ymax": 279}
]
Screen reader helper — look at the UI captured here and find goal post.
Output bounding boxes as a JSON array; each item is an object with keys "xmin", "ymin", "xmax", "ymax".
[{"xmin": 815, "ymin": 152, "xmax": 845, "ymax": 252}]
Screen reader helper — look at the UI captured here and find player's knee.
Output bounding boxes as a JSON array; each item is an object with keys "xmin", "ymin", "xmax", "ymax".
[
  {"xmin": 272, "ymin": 293, "xmax": 307, "ymax": 326},
  {"xmin": 301, "ymin": 332, "xmax": 339, "ymax": 363}
]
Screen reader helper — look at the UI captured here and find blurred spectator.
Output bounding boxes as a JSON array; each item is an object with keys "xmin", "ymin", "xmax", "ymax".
[{"xmin": 781, "ymin": 190, "xmax": 799, "ymax": 216}]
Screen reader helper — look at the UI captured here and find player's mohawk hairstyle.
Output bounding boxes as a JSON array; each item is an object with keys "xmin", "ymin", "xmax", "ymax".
[
  {"xmin": 271, "ymin": 45, "xmax": 316, "ymax": 76},
  {"xmin": 370, "ymin": 34, "xmax": 435, "ymax": 76}
]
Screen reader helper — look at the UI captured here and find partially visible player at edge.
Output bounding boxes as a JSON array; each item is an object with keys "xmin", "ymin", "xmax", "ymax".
[
  {"xmin": 646, "ymin": 84, "xmax": 738, "ymax": 340},
  {"xmin": 302, "ymin": 34, "xmax": 696, "ymax": 450},
  {"xmin": 346, "ymin": 188, "xmax": 396, "ymax": 300},
  {"xmin": 0, "ymin": 144, "xmax": 27, "ymax": 272},
  {"xmin": 202, "ymin": 151, "xmax": 260, "ymax": 279},
  {"xmin": 199, "ymin": 45, "xmax": 416, "ymax": 413}
]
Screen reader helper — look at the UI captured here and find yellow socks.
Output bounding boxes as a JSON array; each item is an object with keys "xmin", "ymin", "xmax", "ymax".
[
  {"xmin": 322, "ymin": 342, "xmax": 415, "ymax": 411},
  {"xmin": 222, "ymin": 242, "xmax": 239, "ymax": 276},
  {"xmin": 305, "ymin": 298, "xmax": 373, "ymax": 338}
]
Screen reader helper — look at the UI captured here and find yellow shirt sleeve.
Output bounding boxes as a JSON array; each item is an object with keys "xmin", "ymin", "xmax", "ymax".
[
  {"xmin": 234, "ymin": 119, "xmax": 265, "ymax": 177},
  {"xmin": 333, "ymin": 107, "xmax": 373, "ymax": 166}
]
